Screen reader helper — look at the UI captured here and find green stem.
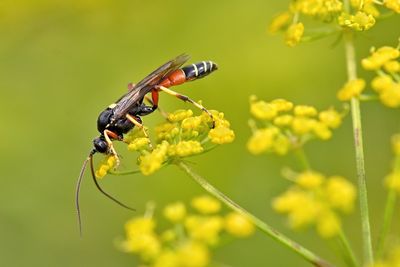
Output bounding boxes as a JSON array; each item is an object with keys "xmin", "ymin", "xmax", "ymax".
[
  {"xmin": 176, "ymin": 161, "xmax": 334, "ymax": 267},
  {"xmin": 376, "ymin": 188, "xmax": 397, "ymax": 259},
  {"xmin": 343, "ymin": 29, "xmax": 374, "ymax": 265},
  {"xmin": 338, "ymin": 230, "xmax": 359, "ymax": 267},
  {"xmin": 295, "ymin": 147, "xmax": 311, "ymax": 170}
]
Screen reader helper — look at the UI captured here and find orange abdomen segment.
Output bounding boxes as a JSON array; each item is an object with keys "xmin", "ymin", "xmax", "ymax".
[{"xmin": 159, "ymin": 69, "xmax": 186, "ymax": 88}]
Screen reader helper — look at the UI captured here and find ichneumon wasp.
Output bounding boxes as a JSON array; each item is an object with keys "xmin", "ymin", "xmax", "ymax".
[{"xmin": 76, "ymin": 54, "xmax": 218, "ymax": 235}]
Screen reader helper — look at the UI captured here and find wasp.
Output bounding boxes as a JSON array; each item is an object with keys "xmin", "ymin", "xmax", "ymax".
[{"xmin": 76, "ymin": 54, "xmax": 218, "ymax": 234}]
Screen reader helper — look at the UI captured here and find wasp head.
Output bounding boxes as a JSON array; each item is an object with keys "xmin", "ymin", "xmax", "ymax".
[{"xmin": 93, "ymin": 136, "xmax": 108, "ymax": 154}]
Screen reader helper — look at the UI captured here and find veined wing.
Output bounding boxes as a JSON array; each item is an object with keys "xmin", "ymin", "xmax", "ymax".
[{"xmin": 111, "ymin": 54, "xmax": 190, "ymax": 120}]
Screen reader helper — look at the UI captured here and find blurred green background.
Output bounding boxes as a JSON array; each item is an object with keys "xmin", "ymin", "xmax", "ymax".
[{"xmin": 1, "ymin": 1, "xmax": 400, "ymax": 266}]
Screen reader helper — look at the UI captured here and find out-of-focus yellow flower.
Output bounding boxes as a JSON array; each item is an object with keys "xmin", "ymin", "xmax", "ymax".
[
  {"xmin": 296, "ymin": 171, "xmax": 325, "ymax": 189},
  {"xmin": 385, "ymin": 172, "xmax": 400, "ymax": 193},
  {"xmin": 177, "ymin": 241, "xmax": 210, "ymax": 267},
  {"xmin": 268, "ymin": 11, "xmax": 292, "ymax": 33},
  {"xmin": 337, "ymin": 78, "xmax": 366, "ymax": 101},
  {"xmin": 250, "ymin": 98, "xmax": 278, "ymax": 120},
  {"xmin": 291, "ymin": 116, "xmax": 317, "ymax": 135},
  {"xmin": 318, "ymin": 109, "xmax": 342, "ymax": 129},
  {"xmin": 224, "ymin": 212, "xmax": 255, "ymax": 237},
  {"xmin": 161, "ymin": 229, "xmax": 176, "ymax": 242},
  {"xmin": 294, "ymin": 105, "xmax": 318, "ymax": 117},
  {"xmin": 163, "ymin": 202, "xmax": 186, "ymax": 222},
  {"xmin": 325, "ymin": 176, "xmax": 356, "ymax": 213},
  {"xmin": 313, "ymin": 121, "xmax": 332, "ymax": 140},
  {"xmin": 247, "ymin": 127, "xmax": 279, "ymax": 154},
  {"xmin": 371, "ymin": 75, "xmax": 394, "ymax": 93},
  {"xmin": 291, "ymin": 0, "xmax": 343, "ymax": 18},
  {"xmin": 338, "ymin": 11, "xmax": 375, "ymax": 31},
  {"xmin": 379, "ymin": 83, "xmax": 400, "ymax": 108},
  {"xmin": 95, "ymin": 155, "xmax": 117, "ymax": 178},
  {"xmin": 384, "ymin": 0, "xmax": 400, "ymax": 13},
  {"xmin": 208, "ymin": 126, "xmax": 235, "ymax": 144},
  {"xmin": 316, "ymin": 210, "xmax": 341, "ymax": 238},
  {"xmin": 127, "ymin": 137, "xmax": 150, "ymax": 151},
  {"xmin": 139, "ymin": 141, "xmax": 169, "ymax": 176},
  {"xmin": 191, "ymin": 195, "xmax": 221, "ymax": 214},
  {"xmin": 371, "ymin": 246, "xmax": 400, "ymax": 267},
  {"xmin": 168, "ymin": 109, "xmax": 193, "ymax": 122},
  {"xmin": 273, "ymin": 114, "xmax": 294, "ymax": 127},
  {"xmin": 362, "ymin": 46, "xmax": 400, "ymax": 70},
  {"xmin": 384, "ymin": 60, "xmax": 400, "ymax": 73},
  {"xmin": 185, "ymin": 215, "xmax": 223, "ymax": 244},
  {"xmin": 285, "ymin": 22, "xmax": 304, "ymax": 47},
  {"xmin": 272, "ymin": 134, "xmax": 291, "ymax": 155},
  {"xmin": 271, "ymin": 98, "xmax": 294, "ymax": 112},
  {"xmin": 392, "ymin": 134, "xmax": 400, "ymax": 156},
  {"xmin": 351, "ymin": 0, "xmax": 380, "ymax": 17},
  {"xmin": 125, "ymin": 217, "xmax": 156, "ymax": 237},
  {"xmin": 153, "ymin": 250, "xmax": 179, "ymax": 267}
]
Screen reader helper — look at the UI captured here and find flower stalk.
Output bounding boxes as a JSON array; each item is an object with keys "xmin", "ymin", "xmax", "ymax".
[
  {"xmin": 176, "ymin": 160, "xmax": 334, "ymax": 267},
  {"xmin": 343, "ymin": 27, "xmax": 374, "ymax": 265}
]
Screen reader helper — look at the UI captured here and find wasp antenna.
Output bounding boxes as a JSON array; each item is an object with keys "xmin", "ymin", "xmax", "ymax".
[
  {"xmin": 75, "ymin": 150, "xmax": 95, "ymax": 237},
  {"xmin": 89, "ymin": 155, "xmax": 136, "ymax": 211}
]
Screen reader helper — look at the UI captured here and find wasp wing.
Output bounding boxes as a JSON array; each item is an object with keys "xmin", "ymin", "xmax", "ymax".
[{"xmin": 111, "ymin": 54, "xmax": 190, "ymax": 120}]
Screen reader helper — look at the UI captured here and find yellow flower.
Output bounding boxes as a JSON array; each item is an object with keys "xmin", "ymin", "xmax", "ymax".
[
  {"xmin": 319, "ymin": 109, "xmax": 342, "ymax": 129},
  {"xmin": 291, "ymin": 116, "xmax": 317, "ymax": 135},
  {"xmin": 153, "ymin": 250, "xmax": 179, "ymax": 267},
  {"xmin": 384, "ymin": 0, "xmax": 400, "ymax": 13},
  {"xmin": 313, "ymin": 121, "xmax": 332, "ymax": 140},
  {"xmin": 168, "ymin": 109, "xmax": 193, "ymax": 122},
  {"xmin": 139, "ymin": 141, "xmax": 169, "ymax": 175},
  {"xmin": 268, "ymin": 11, "xmax": 292, "ymax": 33},
  {"xmin": 391, "ymin": 134, "xmax": 400, "ymax": 156},
  {"xmin": 296, "ymin": 171, "xmax": 325, "ymax": 189},
  {"xmin": 285, "ymin": 22, "xmax": 304, "ymax": 47},
  {"xmin": 385, "ymin": 172, "xmax": 400, "ymax": 193},
  {"xmin": 316, "ymin": 211, "xmax": 341, "ymax": 238},
  {"xmin": 177, "ymin": 242, "xmax": 210, "ymax": 267},
  {"xmin": 337, "ymin": 79, "xmax": 366, "ymax": 101},
  {"xmin": 362, "ymin": 46, "xmax": 400, "ymax": 70},
  {"xmin": 325, "ymin": 176, "xmax": 356, "ymax": 213},
  {"xmin": 250, "ymin": 99, "xmax": 278, "ymax": 120},
  {"xmin": 208, "ymin": 126, "xmax": 235, "ymax": 144},
  {"xmin": 127, "ymin": 137, "xmax": 150, "ymax": 151},
  {"xmin": 247, "ymin": 127, "xmax": 279, "ymax": 154},
  {"xmin": 271, "ymin": 98, "xmax": 294, "ymax": 112},
  {"xmin": 384, "ymin": 60, "xmax": 400, "ymax": 73},
  {"xmin": 224, "ymin": 212, "xmax": 255, "ymax": 237},
  {"xmin": 125, "ymin": 217, "xmax": 156, "ymax": 237},
  {"xmin": 272, "ymin": 134, "xmax": 291, "ymax": 155},
  {"xmin": 168, "ymin": 140, "xmax": 203, "ymax": 157},
  {"xmin": 338, "ymin": 11, "xmax": 375, "ymax": 31},
  {"xmin": 95, "ymin": 155, "xmax": 117, "ymax": 178},
  {"xmin": 191, "ymin": 195, "xmax": 221, "ymax": 214},
  {"xmin": 161, "ymin": 229, "xmax": 176, "ymax": 242},
  {"xmin": 273, "ymin": 114, "xmax": 294, "ymax": 127},
  {"xmin": 379, "ymin": 83, "xmax": 400, "ymax": 108},
  {"xmin": 181, "ymin": 116, "xmax": 203, "ymax": 130},
  {"xmin": 294, "ymin": 105, "xmax": 318, "ymax": 117},
  {"xmin": 155, "ymin": 122, "xmax": 180, "ymax": 141},
  {"xmin": 291, "ymin": 0, "xmax": 343, "ymax": 18},
  {"xmin": 185, "ymin": 215, "xmax": 223, "ymax": 244},
  {"xmin": 371, "ymin": 75, "xmax": 394, "ymax": 93},
  {"xmin": 163, "ymin": 202, "xmax": 186, "ymax": 222}
]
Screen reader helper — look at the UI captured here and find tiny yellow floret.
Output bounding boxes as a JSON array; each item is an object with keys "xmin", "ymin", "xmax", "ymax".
[
  {"xmin": 325, "ymin": 176, "xmax": 356, "ymax": 213},
  {"xmin": 384, "ymin": 0, "xmax": 400, "ymax": 13},
  {"xmin": 224, "ymin": 212, "xmax": 255, "ymax": 237},
  {"xmin": 285, "ymin": 22, "xmax": 304, "ymax": 47},
  {"xmin": 208, "ymin": 126, "xmax": 235, "ymax": 144},
  {"xmin": 163, "ymin": 202, "xmax": 186, "ymax": 222},
  {"xmin": 296, "ymin": 171, "xmax": 325, "ymax": 189},
  {"xmin": 191, "ymin": 195, "xmax": 221, "ymax": 214},
  {"xmin": 319, "ymin": 109, "xmax": 342, "ymax": 129},
  {"xmin": 294, "ymin": 105, "xmax": 318, "ymax": 117},
  {"xmin": 268, "ymin": 11, "xmax": 292, "ymax": 33},
  {"xmin": 337, "ymin": 79, "xmax": 366, "ymax": 101}
]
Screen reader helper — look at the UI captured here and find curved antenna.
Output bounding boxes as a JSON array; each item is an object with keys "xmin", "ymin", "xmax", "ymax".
[
  {"xmin": 75, "ymin": 150, "xmax": 95, "ymax": 237},
  {"xmin": 89, "ymin": 155, "xmax": 136, "ymax": 211}
]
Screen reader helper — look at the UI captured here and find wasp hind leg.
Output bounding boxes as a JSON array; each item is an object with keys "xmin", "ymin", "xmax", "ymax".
[
  {"xmin": 125, "ymin": 114, "xmax": 153, "ymax": 149},
  {"xmin": 156, "ymin": 85, "xmax": 215, "ymax": 128},
  {"xmin": 103, "ymin": 130, "xmax": 121, "ymax": 168}
]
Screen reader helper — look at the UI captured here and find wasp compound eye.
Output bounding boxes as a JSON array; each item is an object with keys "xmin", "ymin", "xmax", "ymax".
[{"xmin": 93, "ymin": 137, "xmax": 108, "ymax": 153}]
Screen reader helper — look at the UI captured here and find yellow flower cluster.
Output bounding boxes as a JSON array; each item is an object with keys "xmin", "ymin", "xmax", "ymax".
[
  {"xmin": 290, "ymin": 0, "xmax": 343, "ymax": 20},
  {"xmin": 285, "ymin": 23, "xmax": 304, "ymax": 47},
  {"xmin": 371, "ymin": 246, "xmax": 400, "ymax": 267},
  {"xmin": 121, "ymin": 196, "xmax": 255, "ymax": 267},
  {"xmin": 351, "ymin": 0, "xmax": 380, "ymax": 17},
  {"xmin": 273, "ymin": 170, "xmax": 356, "ymax": 238},
  {"xmin": 338, "ymin": 11, "xmax": 375, "ymax": 31},
  {"xmin": 96, "ymin": 109, "xmax": 235, "ymax": 177},
  {"xmin": 247, "ymin": 97, "xmax": 343, "ymax": 155},
  {"xmin": 384, "ymin": 0, "xmax": 400, "ymax": 13},
  {"xmin": 361, "ymin": 44, "xmax": 400, "ymax": 108},
  {"xmin": 384, "ymin": 134, "xmax": 400, "ymax": 194},
  {"xmin": 94, "ymin": 155, "xmax": 117, "ymax": 178},
  {"xmin": 337, "ymin": 78, "xmax": 366, "ymax": 101}
]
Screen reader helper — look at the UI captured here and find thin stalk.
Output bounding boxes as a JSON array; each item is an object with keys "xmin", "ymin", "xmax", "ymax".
[
  {"xmin": 295, "ymin": 147, "xmax": 311, "ymax": 170},
  {"xmin": 338, "ymin": 230, "xmax": 359, "ymax": 267},
  {"xmin": 176, "ymin": 161, "xmax": 334, "ymax": 267},
  {"xmin": 343, "ymin": 28, "xmax": 373, "ymax": 264},
  {"xmin": 376, "ymin": 189, "xmax": 397, "ymax": 259}
]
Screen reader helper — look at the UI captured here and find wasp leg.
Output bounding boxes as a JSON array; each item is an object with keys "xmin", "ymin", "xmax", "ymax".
[
  {"xmin": 125, "ymin": 114, "xmax": 153, "ymax": 149},
  {"xmin": 144, "ymin": 95, "xmax": 169, "ymax": 119},
  {"xmin": 156, "ymin": 85, "xmax": 215, "ymax": 128},
  {"xmin": 103, "ymin": 130, "xmax": 121, "ymax": 167}
]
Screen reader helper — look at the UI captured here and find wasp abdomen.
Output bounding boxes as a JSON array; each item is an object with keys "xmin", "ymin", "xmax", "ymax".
[{"xmin": 182, "ymin": 61, "xmax": 218, "ymax": 81}]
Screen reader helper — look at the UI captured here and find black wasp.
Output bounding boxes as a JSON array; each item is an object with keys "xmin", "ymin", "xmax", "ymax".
[{"xmin": 76, "ymin": 54, "xmax": 218, "ymax": 234}]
